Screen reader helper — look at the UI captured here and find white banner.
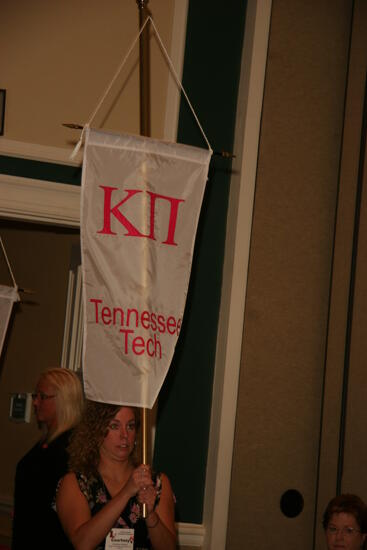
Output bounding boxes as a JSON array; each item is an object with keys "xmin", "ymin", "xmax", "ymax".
[
  {"xmin": 81, "ymin": 129, "xmax": 211, "ymax": 408},
  {"xmin": 0, "ymin": 285, "xmax": 19, "ymax": 358}
]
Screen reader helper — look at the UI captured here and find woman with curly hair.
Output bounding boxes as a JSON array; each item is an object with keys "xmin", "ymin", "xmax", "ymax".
[
  {"xmin": 56, "ymin": 400, "xmax": 176, "ymax": 550},
  {"xmin": 323, "ymin": 494, "xmax": 367, "ymax": 550}
]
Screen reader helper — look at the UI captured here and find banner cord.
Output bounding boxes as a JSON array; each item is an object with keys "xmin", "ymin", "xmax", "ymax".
[
  {"xmin": 71, "ymin": 15, "xmax": 212, "ymax": 159},
  {"xmin": 148, "ymin": 18, "xmax": 212, "ymax": 152},
  {"xmin": 0, "ymin": 237, "xmax": 17, "ymax": 289}
]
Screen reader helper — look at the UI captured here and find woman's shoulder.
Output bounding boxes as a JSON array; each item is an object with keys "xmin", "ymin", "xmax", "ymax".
[
  {"xmin": 16, "ymin": 437, "xmax": 65, "ymax": 476},
  {"xmin": 47, "ymin": 429, "xmax": 72, "ymax": 453},
  {"xmin": 154, "ymin": 471, "xmax": 171, "ymax": 487},
  {"xmin": 16, "ymin": 441, "xmax": 41, "ymax": 470},
  {"xmin": 67, "ymin": 472, "xmax": 103, "ymax": 500},
  {"xmin": 59, "ymin": 471, "xmax": 79, "ymax": 488},
  {"xmin": 61, "ymin": 471, "xmax": 95, "ymax": 488},
  {"xmin": 156, "ymin": 472, "xmax": 176, "ymax": 507},
  {"xmin": 58, "ymin": 472, "xmax": 97, "ymax": 505},
  {"xmin": 151, "ymin": 471, "xmax": 175, "ymax": 505},
  {"xmin": 54, "ymin": 429, "xmax": 72, "ymax": 445}
]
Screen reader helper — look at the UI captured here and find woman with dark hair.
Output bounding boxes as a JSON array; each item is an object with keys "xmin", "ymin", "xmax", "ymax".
[
  {"xmin": 323, "ymin": 494, "xmax": 367, "ymax": 550},
  {"xmin": 12, "ymin": 367, "xmax": 84, "ymax": 550},
  {"xmin": 56, "ymin": 400, "xmax": 176, "ymax": 550}
]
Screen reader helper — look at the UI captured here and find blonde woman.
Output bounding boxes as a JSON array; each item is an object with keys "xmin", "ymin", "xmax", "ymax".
[{"xmin": 12, "ymin": 367, "xmax": 84, "ymax": 550}]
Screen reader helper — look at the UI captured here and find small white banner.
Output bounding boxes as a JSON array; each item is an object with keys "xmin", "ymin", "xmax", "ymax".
[
  {"xmin": 0, "ymin": 285, "xmax": 19, "ymax": 357},
  {"xmin": 81, "ymin": 128, "xmax": 211, "ymax": 408}
]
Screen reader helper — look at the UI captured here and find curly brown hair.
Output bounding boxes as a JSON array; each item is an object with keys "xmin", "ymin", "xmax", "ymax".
[{"xmin": 68, "ymin": 400, "xmax": 140, "ymax": 476}]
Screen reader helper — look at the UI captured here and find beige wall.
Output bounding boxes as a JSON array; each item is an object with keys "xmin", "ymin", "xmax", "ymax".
[
  {"xmin": 314, "ymin": 1, "xmax": 367, "ymax": 546},
  {"xmin": 0, "ymin": 0, "xmax": 175, "ymax": 149},
  {"xmin": 227, "ymin": 1, "xmax": 354, "ymax": 549},
  {"xmin": 0, "ymin": 220, "xmax": 80, "ymax": 540}
]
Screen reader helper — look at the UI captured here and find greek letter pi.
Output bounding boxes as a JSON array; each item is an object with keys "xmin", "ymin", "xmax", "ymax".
[{"xmin": 97, "ymin": 186, "xmax": 185, "ymax": 246}]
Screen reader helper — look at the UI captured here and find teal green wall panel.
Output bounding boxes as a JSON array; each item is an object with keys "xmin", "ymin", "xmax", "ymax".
[
  {"xmin": 153, "ymin": 0, "xmax": 247, "ymax": 523},
  {"xmin": 0, "ymin": 155, "xmax": 81, "ymax": 185}
]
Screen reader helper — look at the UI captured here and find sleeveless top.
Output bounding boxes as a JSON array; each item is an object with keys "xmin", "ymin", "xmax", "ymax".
[{"xmin": 75, "ymin": 471, "xmax": 162, "ymax": 550}]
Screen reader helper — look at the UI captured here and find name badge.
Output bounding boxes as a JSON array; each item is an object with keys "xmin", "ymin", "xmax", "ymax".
[{"xmin": 105, "ymin": 528, "xmax": 134, "ymax": 550}]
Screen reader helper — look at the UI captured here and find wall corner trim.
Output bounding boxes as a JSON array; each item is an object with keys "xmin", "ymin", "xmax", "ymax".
[
  {"xmin": 0, "ymin": 174, "xmax": 80, "ymax": 227},
  {"xmin": 202, "ymin": 1, "xmax": 272, "ymax": 549}
]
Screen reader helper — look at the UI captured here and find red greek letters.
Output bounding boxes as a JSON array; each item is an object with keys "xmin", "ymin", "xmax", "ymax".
[{"xmin": 97, "ymin": 186, "xmax": 184, "ymax": 246}]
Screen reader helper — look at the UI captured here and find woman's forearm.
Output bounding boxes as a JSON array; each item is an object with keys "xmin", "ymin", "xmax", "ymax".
[
  {"xmin": 145, "ymin": 511, "xmax": 177, "ymax": 550},
  {"xmin": 62, "ymin": 487, "xmax": 133, "ymax": 550}
]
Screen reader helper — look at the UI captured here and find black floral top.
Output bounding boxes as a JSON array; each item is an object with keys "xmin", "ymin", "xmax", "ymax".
[{"xmin": 75, "ymin": 471, "xmax": 162, "ymax": 550}]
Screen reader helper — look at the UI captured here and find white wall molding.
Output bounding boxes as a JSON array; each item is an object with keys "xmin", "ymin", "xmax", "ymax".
[
  {"xmin": 203, "ymin": 2, "xmax": 272, "ymax": 549},
  {"xmin": 177, "ymin": 522, "xmax": 205, "ymax": 547},
  {"xmin": 163, "ymin": 0, "xmax": 189, "ymax": 143},
  {"xmin": 0, "ymin": 174, "xmax": 80, "ymax": 227},
  {"xmin": 0, "ymin": 495, "xmax": 12, "ymax": 515},
  {"xmin": 0, "ymin": 137, "xmax": 83, "ymax": 166}
]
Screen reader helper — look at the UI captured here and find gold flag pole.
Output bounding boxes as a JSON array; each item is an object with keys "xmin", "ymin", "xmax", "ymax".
[
  {"xmin": 136, "ymin": 0, "xmax": 151, "ymax": 517},
  {"xmin": 137, "ymin": 0, "xmax": 151, "ymax": 138}
]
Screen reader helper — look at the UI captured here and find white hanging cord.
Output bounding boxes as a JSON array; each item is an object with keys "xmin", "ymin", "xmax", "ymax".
[
  {"xmin": 70, "ymin": 123, "xmax": 88, "ymax": 159},
  {"xmin": 71, "ymin": 15, "xmax": 212, "ymax": 158},
  {"xmin": 0, "ymin": 237, "xmax": 17, "ymax": 289},
  {"xmin": 149, "ymin": 17, "xmax": 212, "ymax": 153},
  {"xmin": 88, "ymin": 18, "xmax": 150, "ymax": 129},
  {"xmin": 70, "ymin": 19, "xmax": 150, "ymax": 159}
]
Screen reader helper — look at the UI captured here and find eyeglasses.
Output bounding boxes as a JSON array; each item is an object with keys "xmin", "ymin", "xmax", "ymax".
[
  {"xmin": 327, "ymin": 526, "xmax": 361, "ymax": 537},
  {"xmin": 31, "ymin": 392, "xmax": 56, "ymax": 401}
]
